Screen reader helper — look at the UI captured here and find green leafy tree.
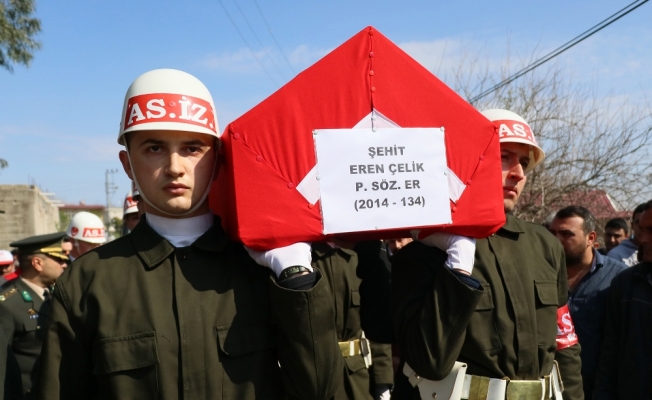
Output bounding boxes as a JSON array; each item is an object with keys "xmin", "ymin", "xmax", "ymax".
[{"xmin": 0, "ymin": 0, "xmax": 41, "ymax": 72}]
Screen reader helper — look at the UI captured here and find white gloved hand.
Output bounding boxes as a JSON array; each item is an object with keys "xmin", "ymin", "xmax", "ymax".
[
  {"xmin": 244, "ymin": 242, "xmax": 313, "ymax": 278},
  {"xmin": 375, "ymin": 385, "xmax": 392, "ymax": 400},
  {"xmin": 410, "ymin": 230, "xmax": 476, "ymax": 275}
]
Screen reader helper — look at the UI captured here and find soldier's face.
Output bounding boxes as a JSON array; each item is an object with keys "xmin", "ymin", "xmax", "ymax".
[
  {"xmin": 38, "ymin": 255, "xmax": 68, "ymax": 286},
  {"xmin": 549, "ymin": 216, "xmax": 595, "ymax": 266},
  {"xmin": 120, "ymin": 130, "xmax": 217, "ymax": 218},
  {"xmin": 500, "ymin": 142, "xmax": 530, "ymax": 213},
  {"xmin": 638, "ymin": 209, "xmax": 652, "ymax": 263},
  {"xmin": 0, "ymin": 262, "xmax": 15, "ymax": 275}
]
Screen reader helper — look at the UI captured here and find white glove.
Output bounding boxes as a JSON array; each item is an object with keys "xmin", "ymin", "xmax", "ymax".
[
  {"xmin": 375, "ymin": 385, "xmax": 392, "ymax": 400},
  {"xmin": 410, "ymin": 230, "xmax": 475, "ymax": 275},
  {"xmin": 244, "ymin": 242, "xmax": 314, "ymax": 278}
]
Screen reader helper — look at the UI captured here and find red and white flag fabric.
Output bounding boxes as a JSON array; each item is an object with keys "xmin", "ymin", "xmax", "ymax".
[{"xmin": 210, "ymin": 26, "xmax": 505, "ymax": 250}]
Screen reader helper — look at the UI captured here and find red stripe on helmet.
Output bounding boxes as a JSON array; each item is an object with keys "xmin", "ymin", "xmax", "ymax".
[{"xmin": 124, "ymin": 93, "xmax": 217, "ymax": 133}]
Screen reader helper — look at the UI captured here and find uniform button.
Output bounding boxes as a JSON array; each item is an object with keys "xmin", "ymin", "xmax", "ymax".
[{"xmin": 37, "ymin": 326, "xmax": 41, "ymax": 330}]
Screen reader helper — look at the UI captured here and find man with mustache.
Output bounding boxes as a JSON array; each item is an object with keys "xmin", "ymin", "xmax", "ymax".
[
  {"xmin": 35, "ymin": 69, "xmax": 341, "ymax": 400},
  {"xmin": 392, "ymin": 109, "xmax": 583, "ymax": 400}
]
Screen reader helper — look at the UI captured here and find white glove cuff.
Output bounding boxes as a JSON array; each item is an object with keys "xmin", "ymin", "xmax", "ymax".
[
  {"xmin": 245, "ymin": 242, "xmax": 314, "ymax": 277},
  {"xmin": 444, "ymin": 236, "xmax": 475, "ymax": 275}
]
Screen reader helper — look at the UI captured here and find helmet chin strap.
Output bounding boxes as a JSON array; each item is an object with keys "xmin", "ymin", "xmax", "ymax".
[{"xmin": 125, "ymin": 145, "xmax": 216, "ymax": 218}]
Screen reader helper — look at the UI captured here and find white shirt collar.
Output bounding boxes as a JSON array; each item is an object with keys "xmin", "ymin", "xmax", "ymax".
[
  {"xmin": 145, "ymin": 212, "xmax": 214, "ymax": 248},
  {"xmin": 20, "ymin": 277, "xmax": 47, "ymax": 301}
]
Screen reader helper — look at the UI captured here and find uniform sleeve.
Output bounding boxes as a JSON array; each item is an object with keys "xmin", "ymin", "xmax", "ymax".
[
  {"xmin": 391, "ymin": 242, "xmax": 483, "ymax": 380},
  {"xmin": 34, "ymin": 282, "xmax": 96, "ymax": 400},
  {"xmin": 554, "ymin": 244, "xmax": 584, "ymax": 400},
  {"xmin": 555, "ymin": 345, "xmax": 584, "ymax": 400},
  {"xmin": 369, "ymin": 341, "xmax": 394, "ymax": 386},
  {"xmin": 268, "ymin": 271, "xmax": 342, "ymax": 400},
  {"xmin": 355, "ymin": 241, "xmax": 394, "ymax": 343},
  {"xmin": 592, "ymin": 272, "xmax": 623, "ymax": 400}
]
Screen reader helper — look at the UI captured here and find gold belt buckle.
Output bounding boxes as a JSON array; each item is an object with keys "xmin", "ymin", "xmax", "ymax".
[
  {"xmin": 338, "ymin": 339, "xmax": 361, "ymax": 358},
  {"xmin": 506, "ymin": 379, "xmax": 543, "ymax": 400}
]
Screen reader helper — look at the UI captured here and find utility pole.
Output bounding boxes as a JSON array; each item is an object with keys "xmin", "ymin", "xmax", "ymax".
[{"xmin": 104, "ymin": 169, "xmax": 119, "ymax": 235}]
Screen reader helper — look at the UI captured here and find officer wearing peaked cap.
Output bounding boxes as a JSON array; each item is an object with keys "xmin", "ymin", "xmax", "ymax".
[{"xmin": 1, "ymin": 232, "xmax": 68, "ymax": 397}]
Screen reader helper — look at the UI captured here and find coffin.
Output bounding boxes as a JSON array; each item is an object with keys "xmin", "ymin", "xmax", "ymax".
[{"xmin": 210, "ymin": 26, "xmax": 505, "ymax": 250}]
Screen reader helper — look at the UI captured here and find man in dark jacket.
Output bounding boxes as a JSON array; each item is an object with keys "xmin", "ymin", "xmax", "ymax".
[
  {"xmin": 35, "ymin": 69, "xmax": 341, "ymax": 400},
  {"xmin": 594, "ymin": 199, "xmax": 652, "ymax": 399},
  {"xmin": 392, "ymin": 109, "xmax": 583, "ymax": 400},
  {"xmin": 548, "ymin": 206, "xmax": 627, "ymax": 399},
  {"xmin": 0, "ymin": 232, "xmax": 68, "ymax": 398}
]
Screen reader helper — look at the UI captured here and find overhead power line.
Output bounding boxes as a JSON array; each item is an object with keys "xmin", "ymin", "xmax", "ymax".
[
  {"xmin": 232, "ymin": 0, "xmax": 287, "ymax": 81},
  {"xmin": 217, "ymin": 0, "xmax": 279, "ymax": 86},
  {"xmin": 469, "ymin": 0, "xmax": 649, "ymax": 104},
  {"xmin": 253, "ymin": 0, "xmax": 296, "ymax": 74}
]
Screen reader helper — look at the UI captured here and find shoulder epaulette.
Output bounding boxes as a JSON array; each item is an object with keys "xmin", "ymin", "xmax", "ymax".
[{"xmin": 0, "ymin": 287, "xmax": 18, "ymax": 302}]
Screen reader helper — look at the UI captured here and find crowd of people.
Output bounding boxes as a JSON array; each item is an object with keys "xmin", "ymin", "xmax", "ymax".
[{"xmin": 0, "ymin": 69, "xmax": 650, "ymax": 400}]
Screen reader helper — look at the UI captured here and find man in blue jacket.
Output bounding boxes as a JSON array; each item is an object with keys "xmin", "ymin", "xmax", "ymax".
[{"xmin": 548, "ymin": 206, "xmax": 627, "ymax": 399}]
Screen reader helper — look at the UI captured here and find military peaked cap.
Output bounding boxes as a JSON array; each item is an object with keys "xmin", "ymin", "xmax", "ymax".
[{"xmin": 10, "ymin": 232, "xmax": 69, "ymax": 261}]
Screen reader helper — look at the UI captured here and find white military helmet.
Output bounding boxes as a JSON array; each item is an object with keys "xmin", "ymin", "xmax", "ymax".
[
  {"xmin": 66, "ymin": 211, "xmax": 107, "ymax": 244},
  {"xmin": 123, "ymin": 190, "xmax": 138, "ymax": 216},
  {"xmin": 117, "ymin": 69, "xmax": 220, "ymax": 145},
  {"xmin": 0, "ymin": 250, "xmax": 13, "ymax": 265},
  {"xmin": 481, "ymin": 109, "xmax": 545, "ymax": 173}
]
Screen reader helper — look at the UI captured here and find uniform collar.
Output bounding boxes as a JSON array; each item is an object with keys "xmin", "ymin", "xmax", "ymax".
[
  {"xmin": 19, "ymin": 277, "xmax": 47, "ymax": 301},
  {"xmin": 499, "ymin": 213, "xmax": 526, "ymax": 234},
  {"xmin": 311, "ymin": 242, "xmax": 355, "ymax": 261},
  {"xmin": 129, "ymin": 214, "xmax": 229, "ymax": 270}
]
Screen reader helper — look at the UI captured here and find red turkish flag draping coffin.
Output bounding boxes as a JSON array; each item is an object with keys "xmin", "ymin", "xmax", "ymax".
[{"xmin": 210, "ymin": 26, "xmax": 505, "ymax": 250}]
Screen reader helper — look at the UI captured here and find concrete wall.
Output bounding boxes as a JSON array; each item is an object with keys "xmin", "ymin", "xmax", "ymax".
[{"xmin": 0, "ymin": 185, "xmax": 61, "ymax": 250}]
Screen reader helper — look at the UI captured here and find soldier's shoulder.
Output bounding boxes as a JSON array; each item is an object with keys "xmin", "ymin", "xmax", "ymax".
[
  {"xmin": 73, "ymin": 235, "xmax": 137, "ymax": 266},
  {"xmin": 0, "ymin": 281, "xmax": 30, "ymax": 309},
  {"xmin": 0, "ymin": 282, "xmax": 20, "ymax": 303}
]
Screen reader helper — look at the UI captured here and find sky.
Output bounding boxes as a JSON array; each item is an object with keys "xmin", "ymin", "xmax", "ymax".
[{"xmin": 1, "ymin": 0, "xmax": 651, "ymax": 207}]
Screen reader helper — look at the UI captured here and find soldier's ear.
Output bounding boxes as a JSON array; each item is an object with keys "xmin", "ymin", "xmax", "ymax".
[
  {"xmin": 119, "ymin": 150, "xmax": 134, "ymax": 181},
  {"xmin": 31, "ymin": 255, "xmax": 44, "ymax": 272}
]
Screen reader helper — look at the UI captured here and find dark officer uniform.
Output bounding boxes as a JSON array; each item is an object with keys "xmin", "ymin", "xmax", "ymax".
[
  {"xmin": 392, "ymin": 215, "xmax": 584, "ymax": 400},
  {"xmin": 311, "ymin": 243, "xmax": 393, "ymax": 400},
  {"xmin": 36, "ymin": 217, "xmax": 341, "ymax": 400},
  {"xmin": 0, "ymin": 232, "xmax": 68, "ymax": 398},
  {"xmin": 1, "ymin": 302, "xmax": 23, "ymax": 400}
]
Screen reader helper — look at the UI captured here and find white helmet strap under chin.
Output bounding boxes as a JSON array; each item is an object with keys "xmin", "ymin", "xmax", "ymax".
[{"xmin": 125, "ymin": 144, "xmax": 216, "ymax": 218}]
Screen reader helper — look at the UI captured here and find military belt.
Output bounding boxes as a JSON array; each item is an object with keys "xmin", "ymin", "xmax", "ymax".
[
  {"xmin": 338, "ymin": 336, "xmax": 373, "ymax": 368},
  {"xmin": 462, "ymin": 375, "xmax": 551, "ymax": 400},
  {"xmin": 338, "ymin": 338, "xmax": 363, "ymax": 358}
]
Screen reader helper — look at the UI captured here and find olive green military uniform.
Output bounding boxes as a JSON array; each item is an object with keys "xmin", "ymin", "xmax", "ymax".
[
  {"xmin": 36, "ymin": 218, "xmax": 341, "ymax": 400},
  {"xmin": 392, "ymin": 215, "xmax": 583, "ymax": 400},
  {"xmin": 0, "ymin": 301, "xmax": 24, "ymax": 400},
  {"xmin": 0, "ymin": 278, "xmax": 50, "ymax": 397},
  {"xmin": 312, "ymin": 243, "xmax": 393, "ymax": 400}
]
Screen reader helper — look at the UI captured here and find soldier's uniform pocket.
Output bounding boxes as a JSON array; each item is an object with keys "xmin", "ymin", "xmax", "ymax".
[
  {"xmin": 467, "ymin": 282, "xmax": 502, "ymax": 351},
  {"xmin": 92, "ymin": 331, "xmax": 159, "ymax": 399},
  {"xmin": 534, "ymin": 280, "xmax": 558, "ymax": 346},
  {"xmin": 216, "ymin": 323, "xmax": 282, "ymax": 398}
]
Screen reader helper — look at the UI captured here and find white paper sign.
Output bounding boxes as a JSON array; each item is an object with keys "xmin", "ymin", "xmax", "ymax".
[{"xmin": 314, "ymin": 128, "xmax": 452, "ymax": 234}]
